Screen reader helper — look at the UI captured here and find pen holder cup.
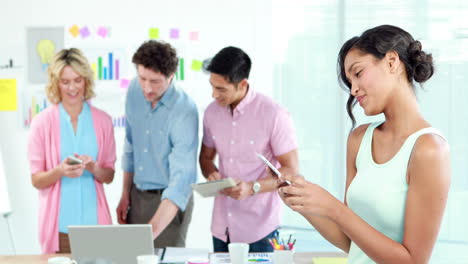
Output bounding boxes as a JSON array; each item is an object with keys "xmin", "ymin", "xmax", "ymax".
[{"xmin": 273, "ymin": 250, "xmax": 294, "ymax": 264}]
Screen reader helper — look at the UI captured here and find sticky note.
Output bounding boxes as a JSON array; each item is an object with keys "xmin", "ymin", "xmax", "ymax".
[
  {"xmin": 0, "ymin": 79, "xmax": 17, "ymax": 111},
  {"xmin": 80, "ymin": 26, "xmax": 91, "ymax": 38},
  {"xmin": 312, "ymin": 257, "xmax": 348, "ymax": 264},
  {"xmin": 69, "ymin": 25, "xmax": 80, "ymax": 37},
  {"xmin": 170, "ymin": 28, "xmax": 180, "ymax": 39},
  {"xmin": 189, "ymin": 31, "xmax": 199, "ymax": 41},
  {"xmin": 120, "ymin": 79, "xmax": 130, "ymax": 89},
  {"xmin": 149, "ymin": 28, "xmax": 159, "ymax": 39},
  {"xmin": 97, "ymin": 26, "xmax": 108, "ymax": 38},
  {"xmin": 191, "ymin": 59, "xmax": 203, "ymax": 71}
]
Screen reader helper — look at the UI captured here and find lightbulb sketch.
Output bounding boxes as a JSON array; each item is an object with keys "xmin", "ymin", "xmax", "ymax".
[{"xmin": 36, "ymin": 39, "xmax": 56, "ymax": 71}]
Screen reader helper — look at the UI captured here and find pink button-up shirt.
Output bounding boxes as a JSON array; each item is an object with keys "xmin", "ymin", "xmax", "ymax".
[{"xmin": 202, "ymin": 88, "xmax": 297, "ymax": 243}]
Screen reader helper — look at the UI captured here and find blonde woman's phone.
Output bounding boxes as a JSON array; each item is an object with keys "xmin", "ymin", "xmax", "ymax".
[{"xmin": 67, "ymin": 156, "xmax": 83, "ymax": 165}]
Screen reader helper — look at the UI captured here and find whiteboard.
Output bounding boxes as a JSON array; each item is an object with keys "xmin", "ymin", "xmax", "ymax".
[{"xmin": 0, "ymin": 148, "xmax": 11, "ymax": 215}]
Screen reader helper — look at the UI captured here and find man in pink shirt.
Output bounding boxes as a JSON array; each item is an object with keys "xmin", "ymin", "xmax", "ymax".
[{"xmin": 199, "ymin": 46, "xmax": 299, "ymax": 252}]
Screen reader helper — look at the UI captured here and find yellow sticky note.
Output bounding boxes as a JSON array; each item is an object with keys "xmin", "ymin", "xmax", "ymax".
[
  {"xmin": 0, "ymin": 79, "xmax": 17, "ymax": 111},
  {"xmin": 313, "ymin": 257, "xmax": 348, "ymax": 264},
  {"xmin": 191, "ymin": 59, "xmax": 203, "ymax": 71},
  {"xmin": 149, "ymin": 28, "xmax": 159, "ymax": 39}
]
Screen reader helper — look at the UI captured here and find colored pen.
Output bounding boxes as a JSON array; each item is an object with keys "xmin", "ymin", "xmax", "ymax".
[
  {"xmin": 290, "ymin": 238, "xmax": 297, "ymax": 250},
  {"xmin": 272, "ymin": 238, "xmax": 278, "ymax": 247},
  {"xmin": 268, "ymin": 239, "xmax": 275, "ymax": 249}
]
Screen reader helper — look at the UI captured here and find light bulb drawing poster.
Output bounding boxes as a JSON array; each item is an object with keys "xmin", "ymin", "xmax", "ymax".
[{"xmin": 27, "ymin": 27, "xmax": 64, "ymax": 83}]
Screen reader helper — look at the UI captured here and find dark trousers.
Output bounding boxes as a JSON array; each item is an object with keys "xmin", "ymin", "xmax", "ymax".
[
  {"xmin": 213, "ymin": 229, "xmax": 278, "ymax": 253},
  {"xmin": 127, "ymin": 185, "xmax": 193, "ymax": 248}
]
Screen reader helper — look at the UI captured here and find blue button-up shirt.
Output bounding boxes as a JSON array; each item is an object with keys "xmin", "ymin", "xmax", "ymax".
[{"xmin": 122, "ymin": 78, "xmax": 198, "ymax": 211}]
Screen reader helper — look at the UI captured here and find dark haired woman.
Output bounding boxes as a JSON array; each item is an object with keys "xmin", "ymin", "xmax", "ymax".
[{"xmin": 279, "ymin": 25, "xmax": 450, "ymax": 263}]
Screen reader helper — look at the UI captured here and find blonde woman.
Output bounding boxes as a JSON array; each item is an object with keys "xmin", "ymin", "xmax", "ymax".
[{"xmin": 28, "ymin": 48, "xmax": 116, "ymax": 253}]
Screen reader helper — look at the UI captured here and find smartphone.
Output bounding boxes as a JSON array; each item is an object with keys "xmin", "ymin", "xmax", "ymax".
[
  {"xmin": 256, "ymin": 153, "xmax": 291, "ymax": 186},
  {"xmin": 67, "ymin": 156, "xmax": 83, "ymax": 165}
]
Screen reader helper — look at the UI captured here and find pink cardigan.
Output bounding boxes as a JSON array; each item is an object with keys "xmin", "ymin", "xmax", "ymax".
[{"xmin": 27, "ymin": 104, "xmax": 116, "ymax": 253}]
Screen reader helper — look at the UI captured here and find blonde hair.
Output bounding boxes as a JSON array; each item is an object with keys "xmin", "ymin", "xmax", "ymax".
[{"xmin": 45, "ymin": 48, "xmax": 95, "ymax": 104}]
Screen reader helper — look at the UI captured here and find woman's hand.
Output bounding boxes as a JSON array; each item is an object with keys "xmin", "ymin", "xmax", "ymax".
[
  {"xmin": 279, "ymin": 174, "xmax": 340, "ymax": 219},
  {"xmin": 60, "ymin": 156, "xmax": 85, "ymax": 178},
  {"xmin": 78, "ymin": 154, "xmax": 96, "ymax": 173}
]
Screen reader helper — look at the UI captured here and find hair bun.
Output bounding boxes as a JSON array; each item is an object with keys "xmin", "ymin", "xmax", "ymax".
[{"xmin": 408, "ymin": 40, "xmax": 434, "ymax": 83}]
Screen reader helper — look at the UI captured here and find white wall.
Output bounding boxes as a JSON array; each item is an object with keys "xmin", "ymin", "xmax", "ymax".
[{"xmin": 0, "ymin": 0, "xmax": 273, "ymax": 254}]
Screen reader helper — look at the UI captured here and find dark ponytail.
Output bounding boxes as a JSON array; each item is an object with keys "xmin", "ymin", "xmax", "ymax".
[{"xmin": 407, "ymin": 40, "xmax": 434, "ymax": 83}]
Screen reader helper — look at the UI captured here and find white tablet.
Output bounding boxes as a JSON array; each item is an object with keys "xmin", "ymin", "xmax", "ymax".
[{"xmin": 192, "ymin": 178, "xmax": 237, "ymax": 197}]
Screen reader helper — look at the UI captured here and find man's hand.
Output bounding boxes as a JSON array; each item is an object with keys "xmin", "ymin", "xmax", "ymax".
[
  {"xmin": 116, "ymin": 193, "xmax": 130, "ymax": 224},
  {"xmin": 207, "ymin": 171, "xmax": 222, "ymax": 181},
  {"xmin": 221, "ymin": 179, "xmax": 253, "ymax": 200},
  {"xmin": 148, "ymin": 199, "xmax": 179, "ymax": 240}
]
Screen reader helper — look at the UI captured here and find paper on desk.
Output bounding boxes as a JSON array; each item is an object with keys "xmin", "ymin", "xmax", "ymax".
[
  {"xmin": 312, "ymin": 257, "xmax": 348, "ymax": 264},
  {"xmin": 161, "ymin": 247, "xmax": 209, "ymax": 263},
  {"xmin": 210, "ymin": 253, "xmax": 273, "ymax": 264},
  {"xmin": 191, "ymin": 178, "xmax": 236, "ymax": 197}
]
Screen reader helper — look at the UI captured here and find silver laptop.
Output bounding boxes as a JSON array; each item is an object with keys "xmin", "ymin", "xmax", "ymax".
[{"xmin": 69, "ymin": 224, "xmax": 154, "ymax": 264}]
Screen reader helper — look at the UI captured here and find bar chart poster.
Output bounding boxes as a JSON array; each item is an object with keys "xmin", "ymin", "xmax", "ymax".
[
  {"xmin": 22, "ymin": 93, "xmax": 50, "ymax": 127},
  {"xmin": 112, "ymin": 116, "xmax": 126, "ymax": 128},
  {"xmin": 84, "ymin": 49, "xmax": 127, "ymax": 81},
  {"xmin": 89, "ymin": 87, "xmax": 127, "ymax": 129}
]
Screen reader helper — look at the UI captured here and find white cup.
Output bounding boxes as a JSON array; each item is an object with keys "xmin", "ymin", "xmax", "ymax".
[
  {"xmin": 137, "ymin": 254, "xmax": 159, "ymax": 264},
  {"xmin": 228, "ymin": 243, "xmax": 249, "ymax": 264},
  {"xmin": 273, "ymin": 250, "xmax": 294, "ymax": 264},
  {"xmin": 48, "ymin": 257, "xmax": 77, "ymax": 264}
]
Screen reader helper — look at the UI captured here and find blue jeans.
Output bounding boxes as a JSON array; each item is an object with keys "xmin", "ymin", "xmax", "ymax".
[{"xmin": 213, "ymin": 229, "xmax": 278, "ymax": 253}]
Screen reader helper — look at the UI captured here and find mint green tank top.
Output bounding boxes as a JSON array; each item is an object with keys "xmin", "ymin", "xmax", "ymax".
[{"xmin": 346, "ymin": 121, "xmax": 445, "ymax": 264}]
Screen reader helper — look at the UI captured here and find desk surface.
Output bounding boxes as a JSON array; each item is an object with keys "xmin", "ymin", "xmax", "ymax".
[{"xmin": 0, "ymin": 252, "xmax": 347, "ymax": 264}]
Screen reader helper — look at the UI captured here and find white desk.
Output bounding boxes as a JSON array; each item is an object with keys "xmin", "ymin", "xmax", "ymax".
[{"xmin": 0, "ymin": 252, "xmax": 347, "ymax": 264}]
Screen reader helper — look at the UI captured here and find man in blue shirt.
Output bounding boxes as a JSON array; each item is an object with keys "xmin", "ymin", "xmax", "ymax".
[{"xmin": 116, "ymin": 40, "xmax": 199, "ymax": 247}]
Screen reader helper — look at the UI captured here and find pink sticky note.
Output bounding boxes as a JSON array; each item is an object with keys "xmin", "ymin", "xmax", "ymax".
[
  {"xmin": 170, "ymin": 28, "xmax": 180, "ymax": 39},
  {"xmin": 80, "ymin": 26, "xmax": 91, "ymax": 38},
  {"xmin": 120, "ymin": 79, "xmax": 130, "ymax": 89},
  {"xmin": 189, "ymin": 31, "xmax": 199, "ymax": 41},
  {"xmin": 97, "ymin": 26, "xmax": 108, "ymax": 38}
]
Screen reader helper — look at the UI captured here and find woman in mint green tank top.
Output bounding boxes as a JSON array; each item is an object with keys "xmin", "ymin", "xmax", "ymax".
[{"xmin": 279, "ymin": 25, "xmax": 451, "ymax": 264}]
